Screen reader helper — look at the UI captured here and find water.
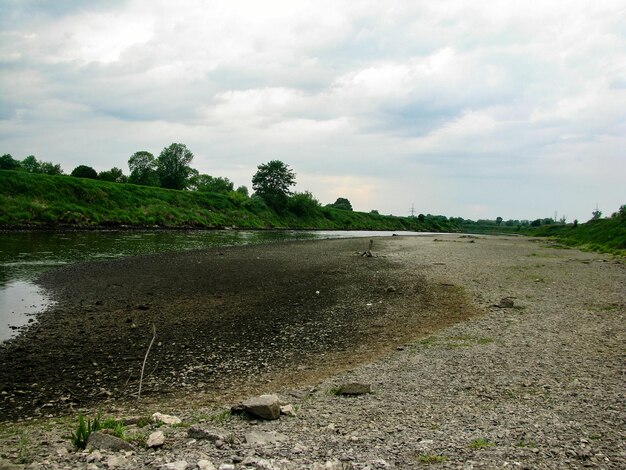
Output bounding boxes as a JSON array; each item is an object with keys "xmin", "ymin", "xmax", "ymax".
[{"xmin": 0, "ymin": 229, "xmax": 425, "ymax": 341}]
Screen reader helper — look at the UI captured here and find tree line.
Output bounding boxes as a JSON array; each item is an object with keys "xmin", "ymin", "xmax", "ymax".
[{"xmin": 1, "ymin": 144, "xmax": 353, "ymax": 215}]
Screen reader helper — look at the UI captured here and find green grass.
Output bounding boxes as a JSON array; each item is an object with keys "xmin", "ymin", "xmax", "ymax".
[
  {"xmin": 417, "ymin": 454, "xmax": 447, "ymax": 464},
  {"xmin": 528, "ymin": 217, "xmax": 626, "ymax": 256},
  {"xmin": 0, "ymin": 170, "xmax": 462, "ymax": 232},
  {"xmin": 469, "ymin": 438, "xmax": 495, "ymax": 449}
]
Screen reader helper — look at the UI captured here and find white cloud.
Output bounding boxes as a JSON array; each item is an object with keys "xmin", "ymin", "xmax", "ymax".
[{"xmin": 1, "ymin": 0, "xmax": 625, "ymax": 221}]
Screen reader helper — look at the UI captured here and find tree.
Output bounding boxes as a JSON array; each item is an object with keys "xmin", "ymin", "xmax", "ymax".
[
  {"xmin": 328, "ymin": 197, "xmax": 353, "ymax": 211},
  {"xmin": 0, "ymin": 154, "xmax": 20, "ymax": 170},
  {"xmin": 21, "ymin": 155, "xmax": 41, "ymax": 173},
  {"xmin": 251, "ymin": 160, "xmax": 296, "ymax": 210},
  {"xmin": 591, "ymin": 208, "xmax": 602, "ymax": 220},
  {"xmin": 128, "ymin": 151, "xmax": 159, "ymax": 186},
  {"xmin": 99, "ymin": 167, "xmax": 127, "ymax": 183},
  {"xmin": 40, "ymin": 161, "xmax": 64, "ymax": 175},
  {"xmin": 288, "ymin": 191, "xmax": 320, "ymax": 217},
  {"xmin": 189, "ymin": 174, "xmax": 234, "ymax": 193},
  {"xmin": 495, "ymin": 216, "xmax": 503, "ymax": 226},
  {"xmin": 156, "ymin": 143, "xmax": 194, "ymax": 190},
  {"xmin": 236, "ymin": 185, "xmax": 249, "ymax": 197},
  {"xmin": 71, "ymin": 165, "xmax": 98, "ymax": 179}
]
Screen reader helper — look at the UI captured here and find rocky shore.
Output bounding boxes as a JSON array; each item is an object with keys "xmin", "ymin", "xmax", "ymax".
[{"xmin": 0, "ymin": 235, "xmax": 624, "ymax": 469}]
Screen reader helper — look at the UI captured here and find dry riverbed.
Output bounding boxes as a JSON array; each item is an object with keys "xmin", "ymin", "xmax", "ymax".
[{"xmin": 0, "ymin": 235, "xmax": 624, "ymax": 469}]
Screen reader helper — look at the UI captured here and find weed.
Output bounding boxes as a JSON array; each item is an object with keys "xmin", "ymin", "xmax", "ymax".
[
  {"xmin": 101, "ymin": 418, "xmax": 125, "ymax": 439},
  {"xmin": 208, "ymin": 409, "xmax": 233, "ymax": 423},
  {"xmin": 468, "ymin": 438, "xmax": 495, "ymax": 449},
  {"xmin": 135, "ymin": 416, "xmax": 152, "ymax": 428},
  {"xmin": 417, "ymin": 454, "xmax": 447, "ymax": 464},
  {"xmin": 589, "ymin": 434, "xmax": 602, "ymax": 440},
  {"xmin": 328, "ymin": 386, "xmax": 343, "ymax": 396},
  {"xmin": 70, "ymin": 413, "xmax": 101, "ymax": 449},
  {"xmin": 516, "ymin": 440, "xmax": 538, "ymax": 448}
]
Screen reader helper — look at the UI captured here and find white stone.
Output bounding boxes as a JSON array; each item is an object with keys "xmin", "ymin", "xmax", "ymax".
[
  {"xmin": 280, "ymin": 404, "xmax": 297, "ymax": 417},
  {"xmin": 244, "ymin": 430, "xmax": 289, "ymax": 446},
  {"xmin": 152, "ymin": 412, "xmax": 182, "ymax": 425},
  {"xmin": 147, "ymin": 431, "xmax": 166, "ymax": 448},
  {"xmin": 197, "ymin": 460, "xmax": 216, "ymax": 470},
  {"xmin": 106, "ymin": 455, "xmax": 127, "ymax": 469},
  {"xmin": 161, "ymin": 461, "xmax": 188, "ymax": 470}
]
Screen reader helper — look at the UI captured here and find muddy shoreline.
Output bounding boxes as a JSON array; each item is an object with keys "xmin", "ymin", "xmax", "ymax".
[{"xmin": 0, "ymin": 237, "xmax": 476, "ymax": 422}]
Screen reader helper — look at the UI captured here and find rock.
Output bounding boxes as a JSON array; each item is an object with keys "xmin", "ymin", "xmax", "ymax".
[
  {"xmin": 386, "ymin": 286, "xmax": 397, "ymax": 293},
  {"xmin": 244, "ymin": 430, "xmax": 288, "ymax": 446},
  {"xmin": 161, "ymin": 461, "xmax": 188, "ymax": 470},
  {"xmin": 87, "ymin": 431, "xmax": 134, "ymax": 452},
  {"xmin": 280, "ymin": 404, "xmax": 297, "ymax": 417},
  {"xmin": 187, "ymin": 426, "xmax": 229, "ymax": 443},
  {"xmin": 152, "ymin": 412, "xmax": 182, "ymax": 425},
  {"xmin": 336, "ymin": 383, "xmax": 371, "ymax": 395},
  {"xmin": 242, "ymin": 394, "xmax": 281, "ymax": 420},
  {"xmin": 498, "ymin": 297, "xmax": 515, "ymax": 308},
  {"xmin": 106, "ymin": 455, "xmax": 127, "ymax": 469},
  {"xmin": 218, "ymin": 465, "xmax": 235, "ymax": 470},
  {"xmin": 147, "ymin": 431, "xmax": 166, "ymax": 448},
  {"xmin": 197, "ymin": 460, "xmax": 217, "ymax": 470}
]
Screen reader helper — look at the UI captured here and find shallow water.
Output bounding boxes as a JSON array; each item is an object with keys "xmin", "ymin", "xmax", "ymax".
[{"xmin": 0, "ymin": 229, "xmax": 425, "ymax": 341}]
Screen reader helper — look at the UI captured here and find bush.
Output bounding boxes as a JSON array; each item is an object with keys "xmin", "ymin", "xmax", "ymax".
[{"xmin": 288, "ymin": 191, "xmax": 320, "ymax": 217}]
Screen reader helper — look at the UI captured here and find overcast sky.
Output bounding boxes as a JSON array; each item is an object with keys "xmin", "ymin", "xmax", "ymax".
[{"xmin": 1, "ymin": 0, "xmax": 625, "ymax": 221}]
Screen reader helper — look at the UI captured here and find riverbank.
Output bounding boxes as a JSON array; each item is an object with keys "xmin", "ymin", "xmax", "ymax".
[{"xmin": 0, "ymin": 235, "xmax": 624, "ymax": 469}]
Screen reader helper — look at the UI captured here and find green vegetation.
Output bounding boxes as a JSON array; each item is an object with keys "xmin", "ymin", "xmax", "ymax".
[
  {"xmin": 468, "ymin": 438, "xmax": 495, "ymax": 449},
  {"xmin": 417, "ymin": 454, "xmax": 447, "ymax": 464},
  {"xmin": 0, "ymin": 170, "xmax": 462, "ymax": 231},
  {"xmin": 70, "ymin": 413, "xmax": 101, "ymax": 449},
  {"xmin": 527, "ymin": 214, "xmax": 626, "ymax": 256}
]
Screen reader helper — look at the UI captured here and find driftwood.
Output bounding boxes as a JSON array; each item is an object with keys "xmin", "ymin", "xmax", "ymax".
[{"xmin": 138, "ymin": 323, "xmax": 156, "ymax": 400}]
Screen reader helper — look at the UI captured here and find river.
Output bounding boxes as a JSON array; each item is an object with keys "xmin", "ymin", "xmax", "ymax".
[{"xmin": 0, "ymin": 229, "xmax": 426, "ymax": 341}]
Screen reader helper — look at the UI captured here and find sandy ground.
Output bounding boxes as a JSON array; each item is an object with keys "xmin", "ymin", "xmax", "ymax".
[{"xmin": 0, "ymin": 234, "xmax": 624, "ymax": 469}]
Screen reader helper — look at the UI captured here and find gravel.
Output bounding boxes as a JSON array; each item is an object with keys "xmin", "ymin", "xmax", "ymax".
[{"xmin": 0, "ymin": 234, "xmax": 624, "ymax": 469}]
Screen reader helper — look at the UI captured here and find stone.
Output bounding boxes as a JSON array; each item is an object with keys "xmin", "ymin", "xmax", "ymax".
[
  {"xmin": 336, "ymin": 383, "xmax": 371, "ymax": 395},
  {"xmin": 218, "ymin": 465, "xmax": 235, "ymax": 470},
  {"xmin": 242, "ymin": 394, "xmax": 281, "ymax": 420},
  {"xmin": 244, "ymin": 430, "xmax": 288, "ymax": 446},
  {"xmin": 87, "ymin": 431, "xmax": 134, "ymax": 452},
  {"xmin": 499, "ymin": 297, "xmax": 515, "ymax": 308},
  {"xmin": 152, "ymin": 412, "xmax": 182, "ymax": 425},
  {"xmin": 147, "ymin": 431, "xmax": 166, "ymax": 448},
  {"xmin": 106, "ymin": 455, "xmax": 127, "ymax": 469},
  {"xmin": 161, "ymin": 461, "xmax": 188, "ymax": 470},
  {"xmin": 187, "ymin": 426, "xmax": 229, "ymax": 443},
  {"xmin": 0, "ymin": 459, "xmax": 20, "ymax": 470},
  {"xmin": 197, "ymin": 460, "xmax": 217, "ymax": 470},
  {"xmin": 280, "ymin": 404, "xmax": 297, "ymax": 417}
]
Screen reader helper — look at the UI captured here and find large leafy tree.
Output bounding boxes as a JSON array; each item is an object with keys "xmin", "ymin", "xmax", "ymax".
[
  {"xmin": 0, "ymin": 154, "xmax": 20, "ymax": 170},
  {"xmin": 251, "ymin": 160, "xmax": 296, "ymax": 210},
  {"xmin": 21, "ymin": 155, "xmax": 41, "ymax": 173},
  {"xmin": 40, "ymin": 161, "xmax": 63, "ymax": 175},
  {"xmin": 128, "ymin": 151, "xmax": 159, "ymax": 186},
  {"xmin": 328, "ymin": 197, "xmax": 353, "ymax": 211},
  {"xmin": 99, "ymin": 167, "xmax": 128, "ymax": 183},
  {"xmin": 189, "ymin": 174, "xmax": 234, "ymax": 193},
  {"xmin": 71, "ymin": 165, "xmax": 98, "ymax": 179},
  {"xmin": 156, "ymin": 143, "xmax": 194, "ymax": 190}
]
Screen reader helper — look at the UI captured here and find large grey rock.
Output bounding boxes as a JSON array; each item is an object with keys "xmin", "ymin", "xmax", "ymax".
[
  {"xmin": 242, "ymin": 394, "xmax": 281, "ymax": 420},
  {"xmin": 161, "ymin": 462, "xmax": 188, "ymax": 470},
  {"xmin": 197, "ymin": 461, "xmax": 217, "ymax": 470},
  {"xmin": 87, "ymin": 431, "xmax": 134, "ymax": 452}
]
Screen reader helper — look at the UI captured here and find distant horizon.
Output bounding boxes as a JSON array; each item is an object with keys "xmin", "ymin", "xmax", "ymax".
[{"xmin": 1, "ymin": 1, "xmax": 624, "ymax": 222}]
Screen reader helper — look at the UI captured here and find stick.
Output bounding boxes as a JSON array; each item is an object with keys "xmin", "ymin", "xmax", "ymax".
[{"xmin": 138, "ymin": 323, "xmax": 156, "ymax": 400}]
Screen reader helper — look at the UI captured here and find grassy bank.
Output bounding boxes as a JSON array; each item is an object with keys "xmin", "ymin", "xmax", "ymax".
[
  {"xmin": 528, "ymin": 217, "xmax": 626, "ymax": 256},
  {"xmin": 0, "ymin": 170, "xmax": 460, "ymax": 232}
]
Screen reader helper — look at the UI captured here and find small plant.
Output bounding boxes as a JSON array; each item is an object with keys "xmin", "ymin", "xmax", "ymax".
[
  {"xmin": 208, "ymin": 409, "xmax": 233, "ymax": 423},
  {"xmin": 101, "ymin": 418, "xmax": 125, "ymax": 439},
  {"xmin": 469, "ymin": 438, "xmax": 495, "ymax": 449},
  {"xmin": 516, "ymin": 440, "xmax": 537, "ymax": 448},
  {"xmin": 417, "ymin": 453, "xmax": 447, "ymax": 464},
  {"xmin": 70, "ymin": 413, "xmax": 101, "ymax": 449},
  {"xmin": 328, "ymin": 386, "xmax": 342, "ymax": 396}
]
